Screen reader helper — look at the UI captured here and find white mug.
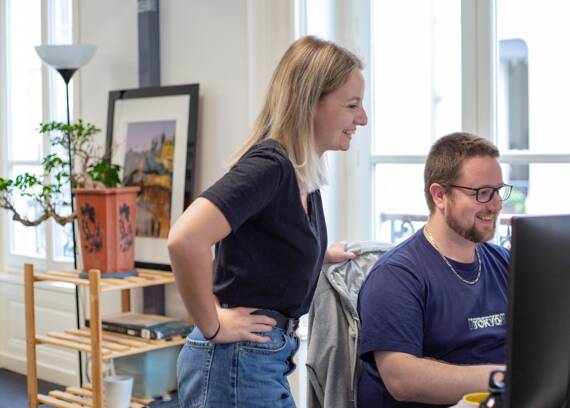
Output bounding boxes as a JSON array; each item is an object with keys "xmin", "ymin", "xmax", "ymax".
[{"xmin": 103, "ymin": 375, "xmax": 133, "ymax": 408}]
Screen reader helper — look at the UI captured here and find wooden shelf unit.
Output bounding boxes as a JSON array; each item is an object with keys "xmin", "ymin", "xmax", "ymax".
[{"xmin": 24, "ymin": 264, "xmax": 183, "ymax": 408}]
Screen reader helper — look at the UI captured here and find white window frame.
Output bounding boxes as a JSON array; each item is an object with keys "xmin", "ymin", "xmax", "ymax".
[{"xmin": 1, "ymin": 0, "xmax": 76, "ymax": 275}]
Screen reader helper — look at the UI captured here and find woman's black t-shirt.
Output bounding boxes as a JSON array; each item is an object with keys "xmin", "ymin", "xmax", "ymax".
[{"xmin": 200, "ymin": 139, "xmax": 327, "ymax": 318}]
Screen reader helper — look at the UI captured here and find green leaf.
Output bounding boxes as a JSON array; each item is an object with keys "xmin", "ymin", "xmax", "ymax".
[{"xmin": 88, "ymin": 159, "xmax": 121, "ymax": 188}]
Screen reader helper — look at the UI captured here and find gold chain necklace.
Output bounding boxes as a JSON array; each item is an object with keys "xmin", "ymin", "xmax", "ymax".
[{"xmin": 424, "ymin": 226, "xmax": 481, "ymax": 285}]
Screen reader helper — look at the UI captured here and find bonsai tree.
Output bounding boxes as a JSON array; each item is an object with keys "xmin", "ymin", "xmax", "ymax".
[{"xmin": 0, "ymin": 120, "xmax": 120, "ymax": 227}]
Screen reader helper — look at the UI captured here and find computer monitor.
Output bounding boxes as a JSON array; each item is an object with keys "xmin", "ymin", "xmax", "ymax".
[{"xmin": 506, "ymin": 214, "xmax": 570, "ymax": 408}]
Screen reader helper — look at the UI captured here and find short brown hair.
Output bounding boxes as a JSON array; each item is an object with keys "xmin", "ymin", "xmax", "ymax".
[{"xmin": 424, "ymin": 132, "xmax": 500, "ymax": 213}]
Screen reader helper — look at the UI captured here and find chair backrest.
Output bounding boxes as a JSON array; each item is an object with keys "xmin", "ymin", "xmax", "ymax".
[
  {"xmin": 306, "ymin": 241, "xmax": 393, "ymax": 408},
  {"xmin": 327, "ymin": 241, "xmax": 393, "ymax": 314}
]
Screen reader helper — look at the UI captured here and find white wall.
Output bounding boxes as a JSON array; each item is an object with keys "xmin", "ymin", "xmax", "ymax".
[
  {"xmin": 152, "ymin": 0, "xmax": 251, "ymax": 191},
  {"xmin": 77, "ymin": 0, "xmax": 294, "ymax": 191},
  {"xmin": 0, "ymin": 277, "xmax": 79, "ymax": 386}
]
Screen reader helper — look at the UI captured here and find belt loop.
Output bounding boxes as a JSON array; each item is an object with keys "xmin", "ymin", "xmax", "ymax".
[
  {"xmin": 286, "ymin": 319, "xmax": 293, "ymax": 335},
  {"xmin": 287, "ymin": 318, "xmax": 299, "ymax": 335}
]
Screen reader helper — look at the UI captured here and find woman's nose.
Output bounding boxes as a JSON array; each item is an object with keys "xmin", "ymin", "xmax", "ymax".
[{"xmin": 357, "ymin": 107, "xmax": 368, "ymax": 126}]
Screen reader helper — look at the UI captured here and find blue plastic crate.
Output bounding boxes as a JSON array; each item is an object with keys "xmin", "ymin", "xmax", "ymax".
[{"xmin": 114, "ymin": 345, "xmax": 182, "ymax": 399}]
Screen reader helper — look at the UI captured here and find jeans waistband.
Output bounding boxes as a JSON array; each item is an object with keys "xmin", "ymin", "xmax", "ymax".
[{"xmin": 250, "ymin": 309, "xmax": 299, "ymax": 335}]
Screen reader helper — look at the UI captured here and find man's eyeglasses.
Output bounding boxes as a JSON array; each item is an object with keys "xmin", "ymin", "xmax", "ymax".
[{"xmin": 445, "ymin": 184, "xmax": 513, "ymax": 203}]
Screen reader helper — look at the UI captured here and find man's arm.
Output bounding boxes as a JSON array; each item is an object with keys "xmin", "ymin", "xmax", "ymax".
[{"xmin": 375, "ymin": 351, "xmax": 505, "ymax": 405}]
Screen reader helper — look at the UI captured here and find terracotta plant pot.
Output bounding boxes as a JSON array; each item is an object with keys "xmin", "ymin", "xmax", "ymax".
[{"xmin": 74, "ymin": 187, "xmax": 140, "ymax": 274}]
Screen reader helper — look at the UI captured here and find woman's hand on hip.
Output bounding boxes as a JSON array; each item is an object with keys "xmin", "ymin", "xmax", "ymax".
[{"xmin": 211, "ymin": 306, "xmax": 277, "ymax": 344}]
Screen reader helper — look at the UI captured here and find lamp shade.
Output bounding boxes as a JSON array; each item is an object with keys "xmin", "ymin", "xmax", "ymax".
[{"xmin": 34, "ymin": 44, "xmax": 97, "ymax": 69}]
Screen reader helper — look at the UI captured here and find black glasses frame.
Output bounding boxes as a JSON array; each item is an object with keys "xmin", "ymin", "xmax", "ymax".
[{"xmin": 445, "ymin": 183, "xmax": 513, "ymax": 203}]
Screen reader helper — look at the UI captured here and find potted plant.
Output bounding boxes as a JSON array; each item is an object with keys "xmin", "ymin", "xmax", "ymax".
[{"xmin": 0, "ymin": 120, "xmax": 140, "ymax": 276}]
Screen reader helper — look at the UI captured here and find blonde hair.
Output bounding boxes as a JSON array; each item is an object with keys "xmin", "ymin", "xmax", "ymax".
[{"xmin": 230, "ymin": 36, "xmax": 363, "ymax": 192}]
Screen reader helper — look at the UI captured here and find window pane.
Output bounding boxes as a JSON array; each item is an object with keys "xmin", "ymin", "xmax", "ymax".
[
  {"xmin": 375, "ymin": 164, "xmax": 427, "ymax": 243},
  {"xmin": 502, "ymin": 163, "xmax": 570, "ymax": 215},
  {"xmin": 306, "ymin": 0, "xmax": 334, "ymax": 38},
  {"xmin": 373, "ymin": 0, "xmax": 461, "ymax": 154},
  {"xmin": 51, "ymin": 0, "xmax": 73, "ymax": 44},
  {"xmin": 53, "ymin": 222, "xmax": 74, "ymax": 261},
  {"xmin": 497, "ymin": 0, "xmax": 570, "ymax": 153},
  {"xmin": 8, "ymin": 0, "xmax": 43, "ymax": 161},
  {"xmin": 500, "ymin": 164, "xmax": 528, "ymax": 215},
  {"xmin": 9, "ymin": 165, "xmax": 46, "ymax": 257},
  {"xmin": 52, "ymin": 178, "xmax": 74, "ymax": 262}
]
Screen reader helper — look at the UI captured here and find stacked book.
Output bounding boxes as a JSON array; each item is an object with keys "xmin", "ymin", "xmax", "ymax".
[{"xmin": 86, "ymin": 312, "xmax": 193, "ymax": 340}]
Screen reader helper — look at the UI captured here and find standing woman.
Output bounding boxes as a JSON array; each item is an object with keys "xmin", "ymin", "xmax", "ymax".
[{"xmin": 168, "ymin": 35, "xmax": 368, "ymax": 408}]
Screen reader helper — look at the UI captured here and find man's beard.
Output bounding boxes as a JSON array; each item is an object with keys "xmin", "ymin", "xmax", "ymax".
[{"xmin": 445, "ymin": 210, "xmax": 497, "ymax": 243}]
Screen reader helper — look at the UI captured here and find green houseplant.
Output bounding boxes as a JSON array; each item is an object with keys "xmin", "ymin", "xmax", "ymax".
[{"xmin": 0, "ymin": 120, "xmax": 140, "ymax": 275}]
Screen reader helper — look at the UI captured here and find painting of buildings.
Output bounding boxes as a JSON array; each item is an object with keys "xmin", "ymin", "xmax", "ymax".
[{"xmin": 123, "ymin": 120, "xmax": 176, "ymax": 238}]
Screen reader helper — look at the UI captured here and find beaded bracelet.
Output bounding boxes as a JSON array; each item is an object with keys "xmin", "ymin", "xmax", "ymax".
[{"xmin": 204, "ymin": 322, "xmax": 221, "ymax": 341}]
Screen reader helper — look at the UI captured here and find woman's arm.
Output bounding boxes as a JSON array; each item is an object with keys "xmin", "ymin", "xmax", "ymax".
[{"xmin": 167, "ymin": 197, "xmax": 276, "ymax": 343}]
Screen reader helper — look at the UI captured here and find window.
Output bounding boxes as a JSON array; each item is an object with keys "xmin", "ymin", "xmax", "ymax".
[
  {"xmin": 1, "ymin": 0, "xmax": 74, "ymax": 273},
  {"xmin": 497, "ymin": 0, "xmax": 570, "ymax": 209},
  {"xmin": 372, "ymin": 0, "xmax": 461, "ymax": 243},
  {"xmin": 495, "ymin": 0, "xmax": 570, "ymax": 242},
  {"xmin": 371, "ymin": 0, "xmax": 570, "ymax": 245}
]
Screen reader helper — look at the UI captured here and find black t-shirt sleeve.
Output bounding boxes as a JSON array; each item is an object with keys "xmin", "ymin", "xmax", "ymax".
[{"xmin": 201, "ymin": 147, "xmax": 287, "ymax": 232}]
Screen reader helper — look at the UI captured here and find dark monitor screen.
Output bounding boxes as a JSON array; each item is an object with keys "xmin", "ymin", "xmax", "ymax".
[{"xmin": 506, "ymin": 214, "xmax": 570, "ymax": 408}]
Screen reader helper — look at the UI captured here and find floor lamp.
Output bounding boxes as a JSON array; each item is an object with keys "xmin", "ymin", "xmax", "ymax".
[{"xmin": 34, "ymin": 44, "xmax": 97, "ymax": 385}]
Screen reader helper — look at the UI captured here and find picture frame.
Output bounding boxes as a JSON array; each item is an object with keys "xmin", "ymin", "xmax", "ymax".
[{"xmin": 106, "ymin": 84, "xmax": 199, "ymax": 270}]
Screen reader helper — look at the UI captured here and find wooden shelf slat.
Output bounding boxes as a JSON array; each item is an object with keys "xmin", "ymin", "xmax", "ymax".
[
  {"xmin": 36, "ymin": 274, "xmax": 89, "ymax": 286},
  {"xmin": 68, "ymin": 329, "xmax": 149, "ymax": 348},
  {"xmin": 84, "ymin": 384, "xmax": 152, "ymax": 407},
  {"xmin": 123, "ymin": 276, "xmax": 149, "ymax": 284},
  {"xmin": 38, "ymin": 393, "xmax": 84, "ymax": 407},
  {"xmin": 48, "ymin": 390, "xmax": 92, "ymax": 406},
  {"xmin": 47, "ymin": 332, "xmax": 130, "ymax": 352},
  {"xmin": 35, "ymin": 335, "xmax": 111, "ymax": 356},
  {"xmin": 37, "ymin": 328, "xmax": 184, "ymax": 359},
  {"xmin": 34, "ymin": 270, "xmax": 175, "ymax": 291},
  {"xmin": 45, "ymin": 271, "xmax": 83, "ymax": 278},
  {"xmin": 65, "ymin": 386, "xmax": 92, "ymax": 397},
  {"xmin": 38, "ymin": 384, "xmax": 150, "ymax": 408}
]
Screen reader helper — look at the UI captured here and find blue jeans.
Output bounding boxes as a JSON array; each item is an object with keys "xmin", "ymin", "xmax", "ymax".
[{"xmin": 177, "ymin": 326, "xmax": 300, "ymax": 408}]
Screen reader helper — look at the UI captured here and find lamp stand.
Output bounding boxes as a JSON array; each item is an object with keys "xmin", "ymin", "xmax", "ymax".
[
  {"xmin": 35, "ymin": 43, "xmax": 97, "ymax": 389},
  {"xmin": 57, "ymin": 69, "xmax": 83, "ymax": 386}
]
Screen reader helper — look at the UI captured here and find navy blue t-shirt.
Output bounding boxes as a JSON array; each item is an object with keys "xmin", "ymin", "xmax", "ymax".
[
  {"xmin": 358, "ymin": 228, "xmax": 509, "ymax": 408},
  {"xmin": 201, "ymin": 139, "xmax": 328, "ymax": 318}
]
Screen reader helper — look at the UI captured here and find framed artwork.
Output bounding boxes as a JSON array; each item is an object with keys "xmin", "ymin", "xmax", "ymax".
[{"xmin": 106, "ymin": 84, "xmax": 199, "ymax": 270}]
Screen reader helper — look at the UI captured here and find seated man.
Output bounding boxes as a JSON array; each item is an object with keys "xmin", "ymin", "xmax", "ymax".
[{"xmin": 357, "ymin": 132, "xmax": 511, "ymax": 407}]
